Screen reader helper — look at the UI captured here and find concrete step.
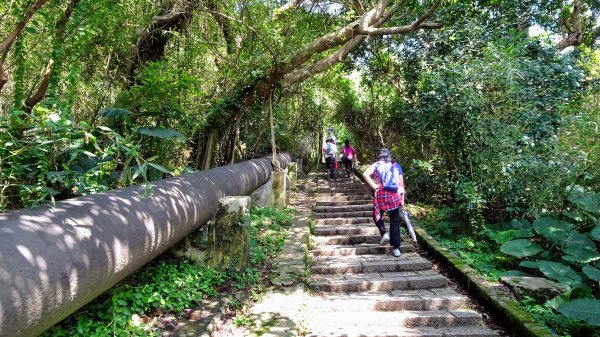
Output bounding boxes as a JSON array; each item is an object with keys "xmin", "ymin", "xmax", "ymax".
[
  {"xmin": 309, "ymin": 289, "xmax": 469, "ymax": 311},
  {"xmin": 315, "ymin": 210, "xmax": 373, "ymax": 219},
  {"xmin": 316, "ymin": 217, "xmax": 373, "ymax": 225},
  {"xmin": 313, "ymin": 224, "xmax": 379, "ymax": 236},
  {"xmin": 316, "ymin": 187, "xmax": 368, "ymax": 193},
  {"xmin": 317, "ymin": 192, "xmax": 371, "ymax": 198},
  {"xmin": 316, "ymin": 195, "xmax": 372, "ymax": 202},
  {"xmin": 313, "ymin": 234, "xmax": 386, "ymax": 245},
  {"xmin": 315, "ymin": 204, "xmax": 372, "ymax": 213},
  {"xmin": 312, "ymin": 243, "xmax": 416, "ymax": 256},
  {"xmin": 311, "ymin": 254, "xmax": 432, "ymax": 274},
  {"xmin": 310, "ymin": 270, "xmax": 447, "ymax": 292},
  {"xmin": 316, "ymin": 199, "xmax": 372, "ymax": 207},
  {"xmin": 306, "ymin": 324, "xmax": 498, "ymax": 337},
  {"xmin": 304, "ymin": 310, "xmax": 484, "ymax": 329}
]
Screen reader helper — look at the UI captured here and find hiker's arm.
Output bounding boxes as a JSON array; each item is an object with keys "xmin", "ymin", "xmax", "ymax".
[
  {"xmin": 363, "ymin": 164, "xmax": 378, "ymax": 190},
  {"xmin": 399, "ymin": 174, "xmax": 405, "ymax": 205}
]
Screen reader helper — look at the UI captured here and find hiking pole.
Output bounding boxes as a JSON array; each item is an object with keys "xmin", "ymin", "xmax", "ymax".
[{"xmin": 401, "ymin": 208, "xmax": 417, "ymax": 243}]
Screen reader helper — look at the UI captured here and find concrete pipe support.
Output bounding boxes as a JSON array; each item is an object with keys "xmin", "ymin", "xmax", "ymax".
[{"xmin": 0, "ymin": 154, "xmax": 290, "ymax": 337}]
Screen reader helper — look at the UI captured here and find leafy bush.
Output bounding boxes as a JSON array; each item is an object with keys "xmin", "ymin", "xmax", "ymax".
[{"xmin": 0, "ymin": 104, "xmax": 190, "ymax": 211}]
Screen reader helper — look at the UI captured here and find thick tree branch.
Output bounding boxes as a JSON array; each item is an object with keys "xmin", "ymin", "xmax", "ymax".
[
  {"xmin": 206, "ymin": 1, "xmax": 235, "ymax": 56},
  {"xmin": 274, "ymin": 0, "xmax": 305, "ymax": 18},
  {"xmin": 558, "ymin": 0, "xmax": 583, "ymax": 50},
  {"xmin": 358, "ymin": 0, "xmax": 442, "ymax": 35},
  {"xmin": 24, "ymin": 0, "xmax": 80, "ymax": 112},
  {"xmin": 282, "ymin": 35, "xmax": 366, "ymax": 86},
  {"xmin": 286, "ymin": 0, "xmax": 390, "ymax": 73},
  {"xmin": 128, "ymin": 0, "xmax": 201, "ymax": 83},
  {"xmin": 0, "ymin": 0, "xmax": 48, "ymax": 54},
  {"xmin": 24, "ymin": 59, "xmax": 53, "ymax": 113},
  {"xmin": 0, "ymin": 0, "xmax": 49, "ymax": 93}
]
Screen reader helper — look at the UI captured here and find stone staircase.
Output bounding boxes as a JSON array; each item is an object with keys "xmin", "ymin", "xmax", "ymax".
[{"xmin": 304, "ymin": 174, "xmax": 499, "ymax": 337}]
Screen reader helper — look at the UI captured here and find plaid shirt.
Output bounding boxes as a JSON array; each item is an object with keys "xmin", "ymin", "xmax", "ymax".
[{"xmin": 373, "ymin": 188, "xmax": 403, "ymax": 222}]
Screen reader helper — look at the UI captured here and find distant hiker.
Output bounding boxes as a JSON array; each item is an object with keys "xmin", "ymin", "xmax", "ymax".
[
  {"xmin": 322, "ymin": 137, "xmax": 338, "ymax": 180},
  {"xmin": 363, "ymin": 148, "xmax": 405, "ymax": 257},
  {"xmin": 340, "ymin": 139, "xmax": 356, "ymax": 178}
]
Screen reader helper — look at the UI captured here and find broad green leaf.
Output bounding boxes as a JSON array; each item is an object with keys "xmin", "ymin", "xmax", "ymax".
[
  {"xmin": 148, "ymin": 163, "xmax": 173, "ymax": 175},
  {"xmin": 568, "ymin": 188, "xmax": 600, "ymax": 214},
  {"xmin": 500, "ymin": 239, "xmax": 543, "ymax": 257},
  {"xmin": 547, "ymin": 292, "xmax": 570, "ymax": 310},
  {"xmin": 561, "ymin": 247, "xmax": 600, "ymax": 264},
  {"xmin": 502, "ymin": 270, "xmax": 533, "ymax": 277},
  {"xmin": 510, "ymin": 219, "xmax": 532, "ymax": 230},
  {"xmin": 489, "ymin": 230, "xmax": 515, "ymax": 244},
  {"xmin": 563, "ymin": 231, "xmax": 596, "ymax": 251},
  {"xmin": 570, "ymin": 284, "xmax": 594, "ymax": 300},
  {"xmin": 519, "ymin": 261, "xmax": 539, "ymax": 268},
  {"xmin": 537, "ymin": 260, "xmax": 582, "ymax": 286},
  {"xmin": 591, "ymin": 225, "xmax": 600, "ymax": 241},
  {"xmin": 99, "ymin": 108, "xmax": 131, "ymax": 119},
  {"xmin": 582, "ymin": 266, "xmax": 600, "ymax": 282},
  {"xmin": 489, "ymin": 229, "xmax": 534, "ymax": 244},
  {"xmin": 138, "ymin": 127, "xmax": 185, "ymax": 139},
  {"xmin": 558, "ymin": 299, "xmax": 600, "ymax": 326},
  {"xmin": 533, "ymin": 216, "xmax": 573, "ymax": 244}
]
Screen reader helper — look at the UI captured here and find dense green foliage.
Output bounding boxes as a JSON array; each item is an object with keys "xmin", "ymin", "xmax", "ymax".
[
  {"xmin": 2, "ymin": 0, "xmax": 600, "ymax": 334},
  {"xmin": 42, "ymin": 206, "xmax": 294, "ymax": 336}
]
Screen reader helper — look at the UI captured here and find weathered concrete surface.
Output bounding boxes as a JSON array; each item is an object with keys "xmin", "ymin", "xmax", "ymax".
[
  {"xmin": 500, "ymin": 276, "xmax": 564, "ymax": 304},
  {"xmin": 0, "ymin": 154, "xmax": 290, "ymax": 337},
  {"xmin": 288, "ymin": 162, "xmax": 298, "ymax": 191},
  {"xmin": 273, "ymin": 171, "xmax": 287, "ymax": 209},
  {"xmin": 171, "ymin": 196, "xmax": 251, "ymax": 272},
  {"xmin": 251, "ymin": 175, "xmax": 274, "ymax": 208}
]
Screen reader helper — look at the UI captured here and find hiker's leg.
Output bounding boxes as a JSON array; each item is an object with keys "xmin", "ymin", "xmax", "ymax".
[
  {"xmin": 389, "ymin": 207, "xmax": 402, "ymax": 248},
  {"xmin": 325, "ymin": 157, "xmax": 333, "ymax": 179},
  {"xmin": 373, "ymin": 210, "xmax": 386, "ymax": 236}
]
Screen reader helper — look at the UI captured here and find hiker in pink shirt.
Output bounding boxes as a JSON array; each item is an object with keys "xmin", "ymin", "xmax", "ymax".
[{"xmin": 340, "ymin": 139, "xmax": 356, "ymax": 178}]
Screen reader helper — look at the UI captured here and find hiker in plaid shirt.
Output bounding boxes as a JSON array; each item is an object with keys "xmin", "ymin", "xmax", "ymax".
[{"xmin": 363, "ymin": 149, "xmax": 405, "ymax": 257}]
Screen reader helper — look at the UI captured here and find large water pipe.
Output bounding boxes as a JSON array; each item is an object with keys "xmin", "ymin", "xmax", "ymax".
[{"xmin": 0, "ymin": 154, "xmax": 291, "ymax": 337}]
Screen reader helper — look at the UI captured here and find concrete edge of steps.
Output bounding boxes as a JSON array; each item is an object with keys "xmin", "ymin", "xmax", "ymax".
[{"xmin": 414, "ymin": 226, "xmax": 556, "ymax": 337}]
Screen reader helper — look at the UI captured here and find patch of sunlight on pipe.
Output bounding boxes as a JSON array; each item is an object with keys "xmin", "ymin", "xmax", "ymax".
[
  {"xmin": 35, "ymin": 256, "xmax": 48, "ymax": 272},
  {"xmin": 16, "ymin": 245, "xmax": 35, "ymax": 265}
]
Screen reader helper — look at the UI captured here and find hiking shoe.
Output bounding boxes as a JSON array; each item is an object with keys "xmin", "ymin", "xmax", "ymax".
[
  {"xmin": 380, "ymin": 233, "xmax": 390, "ymax": 246},
  {"xmin": 393, "ymin": 248, "xmax": 401, "ymax": 257}
]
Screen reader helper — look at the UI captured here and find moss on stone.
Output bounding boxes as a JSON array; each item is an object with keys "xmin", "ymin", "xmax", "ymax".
[{"xmin": 415, "ymin": 226, "xmax": 555, "ymax": 337}]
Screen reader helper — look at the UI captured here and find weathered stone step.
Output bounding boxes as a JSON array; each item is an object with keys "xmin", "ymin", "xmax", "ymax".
[
  {"xmin": 313, "ymin": 234, "xmax": 386, "ymax": 246},
  {"xmin": 312, "ymin": 243, "xmax": 415, "ymax": 256},
  {"xmin": 310, "ymin": 270, "xmax": 447, "ymax": 292},
  {"xmin": 315, "ymin": 210, "xmax": 373, "ymax": 219},
  {"xmin": 316, "ymin": 199, "xmax": 372, "ymax": 207},
  {"xmin": 316, "ymin": 217, "xmax": 373, "ymax": 225},
  {"xmin": 306, "ymin": 324, "xmax": 498, "ymax": 337},
  {"xmin": 317, "ymin": 190, "xmax": 373, "ymax": 199},
  {"xmin": 313, "ymin": 224, "xmax": 379, "ymax": 236},
  {"xmin": 311, "ymin": 254, "xmax": 432, "ymax": 274},
  {"xmin": 310, "ymin": 289, "xmax": 469, "ymax": 311},
  {"xmin": 304, "ymin": 310, "xmax": 484, "ymax": 330},
  {"xmin": 315, "ymin": 204, "xmax": 372, "ymax": 213},
  {"xmin": 316, "ymin": 187, "xmax": 368, "ymax": 193},
  {"xmin": 316, "ymin": 195, "xmax": 372, "ymax": 202}
]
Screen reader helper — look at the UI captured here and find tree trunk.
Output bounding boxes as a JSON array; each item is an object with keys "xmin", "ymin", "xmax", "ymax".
[
  {"xmin": 268, "ymin": 92, "xmax": 279, "ymax": 170},
  {"xmin": 558, "ymin": 0, "xmax": 583, "ymax": 50},
  {"xmin": 0, "ymin": 0, "xmax": 49, "ymax": 93},
  {"xmin": 202, "ymin": 129, "xmax": 216, "ymax": 170}
]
